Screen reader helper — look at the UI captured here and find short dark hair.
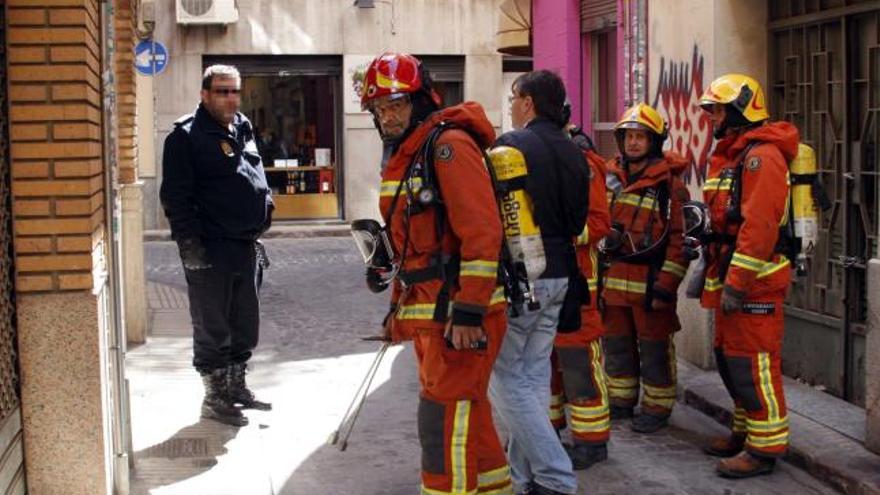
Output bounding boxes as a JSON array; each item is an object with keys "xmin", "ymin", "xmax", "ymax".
[
  {"xmin": 513, "ymin": 70, "xmax": 567, "ymax": 127},
  {"xmin": 202, "ymin": 64, "xmax": 240, "ymax": 90}
]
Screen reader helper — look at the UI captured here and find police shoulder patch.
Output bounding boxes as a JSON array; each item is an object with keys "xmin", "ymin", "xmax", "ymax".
[
  {"xmin": 746, "ymin": 156, "xmax": 762, "ymax": 172},
  {"xmin": 435, "ymin": 143, "xmax": 454, "ymax": 162}
]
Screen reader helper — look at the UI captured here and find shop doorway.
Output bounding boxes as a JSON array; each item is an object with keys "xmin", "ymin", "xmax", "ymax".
[{"xmin": 204, "ymin": 56, "xmax": 344, "ymax": 220}]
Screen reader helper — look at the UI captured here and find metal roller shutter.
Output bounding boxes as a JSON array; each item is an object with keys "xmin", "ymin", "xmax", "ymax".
[{"xmin": 581, "ymin": 0, "xmax": 617, "ymax": 33}]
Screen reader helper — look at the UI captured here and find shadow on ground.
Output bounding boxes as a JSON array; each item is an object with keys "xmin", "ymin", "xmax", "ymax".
[{"xmin": 132, "ymin": 419, "xmax": 240, "ymax": 493}]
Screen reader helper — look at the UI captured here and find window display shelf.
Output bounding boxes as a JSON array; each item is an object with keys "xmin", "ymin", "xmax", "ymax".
[{"xmin": 273, "ymin": 193, "xmax": 338, "ymax": 219}]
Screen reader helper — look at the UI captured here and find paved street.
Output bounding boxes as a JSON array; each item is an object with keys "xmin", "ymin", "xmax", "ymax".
[{"xmin": 129, "ymin": 237, "xmax": 839, "ymax": 495}]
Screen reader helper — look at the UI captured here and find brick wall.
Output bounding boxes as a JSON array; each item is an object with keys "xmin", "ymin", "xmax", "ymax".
[
  {"xmin": 115, "ymin": 0, "xmax": 137, "ymax": 185},
  {"xmin": 7, "ymin": 0, "xmax": 105, "ymax": 292}
]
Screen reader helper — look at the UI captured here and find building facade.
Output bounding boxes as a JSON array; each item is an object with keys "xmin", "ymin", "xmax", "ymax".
[
  {"xmin": 532, "ymin": 0, "xmax": 880, "ymax": 453},
  {"xmin": 3, "ymin": 0, "xmax": 143, "ymax": 491},
  {"xmin": 142, "ymin": 0, "xmax": 507, "ymax": 227}
]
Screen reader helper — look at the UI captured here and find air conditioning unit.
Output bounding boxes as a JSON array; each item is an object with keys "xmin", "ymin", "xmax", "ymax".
[{"xmin": 176, "ymin": 0, "xmax": 238, "ymax": 25}]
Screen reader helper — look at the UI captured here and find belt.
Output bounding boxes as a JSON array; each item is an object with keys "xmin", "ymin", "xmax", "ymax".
[{"xmin": 398, "ymin": 256, "xmax": 460, "ymax": 287}]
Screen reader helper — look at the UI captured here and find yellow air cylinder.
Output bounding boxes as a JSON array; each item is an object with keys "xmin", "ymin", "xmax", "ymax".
[
  {"xmin": 791, "ymin": 143, "xmax": 819, "ymax": 254},
  {"xmin": 488, "ymin": 146, "xmax": 546, "ymax": 282}
]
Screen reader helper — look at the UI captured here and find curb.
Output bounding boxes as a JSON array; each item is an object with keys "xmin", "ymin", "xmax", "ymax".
[
  {"xmin": 680, "ymin": 364, "xmax": 880, "ymax": 495},
  {"xmin": 144, "ymin": 224, "xmax": 351, "ymax": 242}
]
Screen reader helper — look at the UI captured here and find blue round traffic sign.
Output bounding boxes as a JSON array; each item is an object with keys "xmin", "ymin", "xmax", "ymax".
[{"xmin": 134, "ymin": 40, "xmax": 168, "ymax": 76}]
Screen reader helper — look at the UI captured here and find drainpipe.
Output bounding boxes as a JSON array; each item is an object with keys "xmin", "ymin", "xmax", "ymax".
[
  {"xmin": 100, "ymin": 1, "xmax": 132, "ymax": 493},
  {"xmin": 622, "ymin": 0, "xmax": 647, "ymax": 106}
]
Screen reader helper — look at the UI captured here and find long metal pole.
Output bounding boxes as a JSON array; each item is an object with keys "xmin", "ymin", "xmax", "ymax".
[{"xmin": 100, "ymin": 2, "xmax": 131, "ymax": 492}]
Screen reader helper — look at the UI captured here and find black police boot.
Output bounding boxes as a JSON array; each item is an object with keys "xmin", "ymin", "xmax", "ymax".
[
  {"xmin": 227, "ymin": 362, "xmax": 272, "ymax": 411},
  {"xmin": 201, "ymin": 369, "xmax": 248, "ymax": 427},
  {"xmin": 631, "ymin": 413, "xmax": 669, "ymax": 433},
  {"xmin": 564, "ymin": 442, "xmax": 608, "ymax": 470},
  {"xmin": 609, "ymin": 405, "xmax": 634, "ymax": 420}
]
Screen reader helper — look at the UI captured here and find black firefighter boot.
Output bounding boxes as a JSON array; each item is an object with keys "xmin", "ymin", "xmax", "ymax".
[
  {"xmin": 227, "ymin": 362, "xmax": 272, "ymax": 411},
  {"xmin": 564, "ymin": 442, "xmax": 608, "ymax": 470},
  {"xmin": 201, "ymin": 369, "xmax": 248, "ymax": 427}
]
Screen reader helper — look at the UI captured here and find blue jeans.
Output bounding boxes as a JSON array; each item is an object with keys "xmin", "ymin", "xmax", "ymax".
[{"xmin": 489, "ymin": 277, "xmax": 578, "ymax": 494}]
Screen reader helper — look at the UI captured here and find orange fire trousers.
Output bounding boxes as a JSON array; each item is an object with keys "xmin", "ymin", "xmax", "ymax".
[
  {"xmin": 550, "ymin": 308, "xmax": 611, "ymax": 446},
  {"xmin": 601, "ymin": 304, "xmax": 679, "ymax": 417},
  {"xmin": 713, "ymin": 292, "xmax": 789, "ymax": 458},
  {"xmin": 413, "ymin": 309, "xmax": 513, "ymax": 494}
]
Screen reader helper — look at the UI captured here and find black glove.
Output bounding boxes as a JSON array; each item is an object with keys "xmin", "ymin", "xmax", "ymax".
[
  {"xmin": 601, "ymin": 224, "xmax": 625, "ymax": 254},
  {"xmin": 682, "ymin": 236, "xmax": 702, "ymax": 261},
  {"xmin": 721, "ymin": 285, "xmax": 745, "ymax": 315},
  {"xmin": 366, "ymin": 267, "xmax": 390, "ymax": 293},
  {"xmin": 178, "ymin": 238, "xmax": 211, "ymax": 271}
]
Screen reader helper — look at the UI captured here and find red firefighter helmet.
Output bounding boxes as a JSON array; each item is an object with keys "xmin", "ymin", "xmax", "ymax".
[{"xmin": 360, "ymin": 52, "xmax": 442, "ymax": 110}]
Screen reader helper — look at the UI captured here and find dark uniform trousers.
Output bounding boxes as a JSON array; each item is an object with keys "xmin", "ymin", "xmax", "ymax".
[{"xmin": 185, "ymin": 238, "xmax": 262, "ymax": 373}]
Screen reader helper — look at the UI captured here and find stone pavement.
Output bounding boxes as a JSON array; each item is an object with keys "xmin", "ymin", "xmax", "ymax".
[
  {"xmin": 681, "ymin": 363, "xmax": 880, "ymax": 495},
  {"xmin": 129, "ymin": 237, "xmax": 839, "ymax": 495}
]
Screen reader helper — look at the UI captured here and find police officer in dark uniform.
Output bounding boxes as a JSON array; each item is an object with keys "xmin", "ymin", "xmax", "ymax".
[{"xmin": 160, "ymin": 64, "xmax": 273, "ymax": 427}]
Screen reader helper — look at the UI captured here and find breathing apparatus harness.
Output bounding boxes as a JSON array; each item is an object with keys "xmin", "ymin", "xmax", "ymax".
[
  {"xmin": 357, "ymin": 120, "xmax": 527, "ymax": 324},
  {"xmin": 599, "ymin": 158, "xmax": 674, "ymax": 308},
  {"xmin": 693, "ymin": 140, "xmax": 832, "ymax": 298}
]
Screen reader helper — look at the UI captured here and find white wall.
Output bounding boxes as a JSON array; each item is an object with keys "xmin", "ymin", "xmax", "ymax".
[
  {"xmin": 646, "ymin": 0, "xmax": 768, "ymax": 369},
  {"xmin": 145, "ymin": 0, "xmax": 505, "ymax": 227}
]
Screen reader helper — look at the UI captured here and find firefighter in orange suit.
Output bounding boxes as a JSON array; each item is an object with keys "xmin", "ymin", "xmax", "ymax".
[
  {"xmin": 361, "ymin": 52, "xmax": 512, "ymax": 495},
  {"xmin": 698, "ymin": 74, "xmax": 798, "ymax": 479},
  {"xmin": 600, "ymin": 103, "xmax": 691, "ymax": 434},
  {"xmin": 549, "ymin": 118, "xmax": 613, "ymax": 470}
]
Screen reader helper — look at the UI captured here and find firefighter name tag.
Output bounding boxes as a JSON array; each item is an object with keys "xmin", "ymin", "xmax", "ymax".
[{"xmin": 741, "ymin": 302, "xmax": 775, "ymax": 315}]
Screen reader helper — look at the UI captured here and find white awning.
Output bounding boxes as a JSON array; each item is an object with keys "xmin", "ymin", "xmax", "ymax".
[{"xmin": 497, "ymin": 0, "xmax": 531, "ymax": 56}]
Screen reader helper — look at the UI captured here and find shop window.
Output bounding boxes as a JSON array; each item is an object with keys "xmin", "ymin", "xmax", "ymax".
[
  {"xmin": 433, "ymin": 81, "xmax": 463, "ymax": 107},
  {"xmin": 240, "ymin": 74, "xmax": 339, "ymax": 220},
  {"xmin": 417, "ymin": 55, "xmax": 465, "ymax": 107}
]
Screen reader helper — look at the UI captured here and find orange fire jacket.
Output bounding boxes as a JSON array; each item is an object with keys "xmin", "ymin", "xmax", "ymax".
[
  {"xmin": 700, "ymin": 121, "xmax": 800, "ymax": 308},
  {"xmin": 379, "ymin": 102, "xmax": 504, "ymax": 341},
  {"xmin": 578, "ymin": 149, "xmax": 611, "ymax": 310},
  {"xmin": 602, "ymin": 152, "xmax": 691, "ymax": 308}
]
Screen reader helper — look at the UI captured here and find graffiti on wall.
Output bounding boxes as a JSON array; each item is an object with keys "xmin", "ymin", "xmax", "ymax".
[{"xmin": 652, "ymin": 45, "xmax": 714, "ymax": 183}]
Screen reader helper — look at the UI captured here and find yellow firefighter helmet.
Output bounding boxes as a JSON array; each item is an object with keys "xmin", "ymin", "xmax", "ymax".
[
  {"xmin": 700, "ymin": 73, "xmax": 770, "ymax": 123},
  {"xmin": 613, "ymin": 103, "xmax": 667, "ymax": 159},
  {"xmin": 614, "ymin": 103, "xmax": 667, "ymax": 136}
]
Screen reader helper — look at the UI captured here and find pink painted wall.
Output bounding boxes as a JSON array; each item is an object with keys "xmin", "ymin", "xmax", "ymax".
[
  {"xmin": 616, "ymin": 0, "xmax": 626, "ymax": 116},
  {"xmin": 532, "ymin": 0, "xmax": 630, "ymax": 134},
  {"xmin": 580, "ymin": 33, "xmax": 593, "ymax": 135},
  {"xmin": 532, "ymin": 0, "xmax": 583, "ymax": 126}
]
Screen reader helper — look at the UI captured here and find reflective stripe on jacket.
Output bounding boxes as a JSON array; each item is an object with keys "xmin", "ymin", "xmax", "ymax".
[
  {"xmin": 379, "ymin": 102, "xmax": 505, "ymax": 339},
  {"xmin": 700, "ymin": 122, "xmax": 799, "ymax": 308},
  {"xmin": 602, "ymin": 152, "xmax": 691, "ymax": 307}
]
